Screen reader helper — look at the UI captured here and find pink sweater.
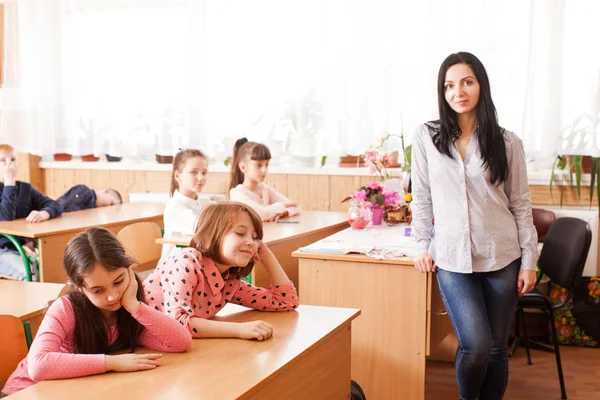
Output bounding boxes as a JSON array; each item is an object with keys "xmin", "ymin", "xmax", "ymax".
[
  {"xmin": 142, "ymin": 248, "xmax": 299, "ymax": 338},
  {"xmin": 229, "ymin": 183, "xmax": 301, "ymax": 221},
  {"xmin": 3, "ymin": 296, "xmax": 192, "ymax": 395}
]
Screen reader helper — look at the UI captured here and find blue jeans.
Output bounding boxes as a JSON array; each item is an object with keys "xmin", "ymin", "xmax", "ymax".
[
  {"xmin": 436, "ymin": 258, "xmax": 520, "ymax": 400},
  {"xmin": 0, "ymin": 247, "xmax": 28, "ymax": 280}
]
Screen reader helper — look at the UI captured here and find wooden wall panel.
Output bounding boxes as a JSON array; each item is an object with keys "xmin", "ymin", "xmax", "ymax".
[
  {"xmin": 39, "ymin": 166, "xmax": 597, "ymax": 212},
  {"xmin": 45, "ymin": 169, "xmax": 74, "ymax": 199},
  {"xmin": 286, "ymin": 175, "xmax": 310, "ymax": 211},
  {"xmin": 16, "ymin": 153, "xmax": 43, "ymax": 191},
  {"xmin": 108, "ymin": 170, "xmax": 131, "ymax": 203},
  {"xmin": 530, "ymin": 185, "xmax": 596, "ymax": 207},
  {"xmin": 146, "ymin": 171, "xmax": 171, "ymax": 192},
  {"xmin": 128, "ymin": 171, "xmax": 148, "ymax": 195},
  {"xmin": 91, "ymin": 170, "xmax": 112, "ymax": 192},
  {"xmin": 204, "ymin": 172, "xmax": 230, "ymax": 195},
  {"xmin": 265, "ymin": 174, "xmax": 288, "ymax": 197}
]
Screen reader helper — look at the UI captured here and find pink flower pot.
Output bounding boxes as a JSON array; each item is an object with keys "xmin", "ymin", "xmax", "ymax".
[{"xmin": 371, "ymin": 208, "xmax": 384, "ymax": 225}]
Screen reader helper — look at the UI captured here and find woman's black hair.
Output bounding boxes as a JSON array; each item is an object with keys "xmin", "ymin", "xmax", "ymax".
[{"xmin": 428, "ymin": 51, "xmax": 508, "ymax": 185}]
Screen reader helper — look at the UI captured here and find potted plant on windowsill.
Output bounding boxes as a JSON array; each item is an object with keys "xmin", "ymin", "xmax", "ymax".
[
  {"xmin": 339, "ymin": 154, "xmax": 365, "ymax": 168},
  {"xmin": 550, "ymin": 155, "xmax": 600, "ymax": 208}
]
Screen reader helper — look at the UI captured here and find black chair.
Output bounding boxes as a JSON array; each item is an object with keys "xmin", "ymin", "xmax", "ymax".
[{"xmin": 513, "ymin": 217, "xmax": 592, "ymax": 400}]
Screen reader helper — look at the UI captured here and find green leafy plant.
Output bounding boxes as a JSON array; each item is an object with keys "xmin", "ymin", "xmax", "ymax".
[{"xmin": 550, "ymin": 155, "xmax": 600, "ymax": 208}]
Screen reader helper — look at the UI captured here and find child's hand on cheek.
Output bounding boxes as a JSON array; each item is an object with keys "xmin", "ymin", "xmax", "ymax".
[
  {"xmin": 121, "ymin": 267, "xmax": 140, "ymax": 314},
  {"xmin": 252, "ymin": 240, "xmax": 272, "ymax": 263}
]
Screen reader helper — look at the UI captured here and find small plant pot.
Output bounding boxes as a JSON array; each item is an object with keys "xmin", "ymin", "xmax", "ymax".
[
  {"xmin": 53, "ymin": 153, "xmax": 72, "ymax": 162},
  {"xmin": 105, "ymin": 154, "xmax": 122, "ymax": 162},
  {"xmin": 81, "ymin": 154, "xmax": 100, "ymax": 162},
  {"xmin": 339, "ymin": 155, "xmax": 365, "ymax": 168},
  {"xmin": 156, "ymin": 154, "xmax": 174, "ymax": 164}
]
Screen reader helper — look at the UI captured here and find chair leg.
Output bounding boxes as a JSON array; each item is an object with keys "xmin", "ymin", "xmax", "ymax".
[
  {"xmin": 510, "ymin": 307, "xmax": 522, "ymax": 357},
  {"xmin": 548, "ymin": 310, "xmax": 568, "ymax": 399},
  {"xmin": 519, "ymin": 309, "xmax": 532, "ymax": 365}
]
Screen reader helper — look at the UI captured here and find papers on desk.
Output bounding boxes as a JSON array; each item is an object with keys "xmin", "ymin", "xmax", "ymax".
[
  {"xmin": 298, "ymin": 241, "xmax": 374, "ymax": 255},
  {"xmin": 298, "ymin": 225, "xmax": 420, "ymax": 260}
]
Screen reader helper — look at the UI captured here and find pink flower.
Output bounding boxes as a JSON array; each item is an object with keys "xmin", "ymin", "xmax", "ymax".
[
  {"xmin": 368, "ymin": 182, "xmax": 382, "ymax": 190},
  {"xmin": 382, "ymin": 188, "xmax": 400, "ymax": 204},
  {"xmin": 354, "ymin": 189, "xmax": 367, "ymax": 202},
  {"xmin": 377, "ymin": 152, "xmax": 390, "ymax": 164},
  {"xmin": 364, "ymin": 150, "xmax": 379, "ymax": 163},
  {"xmin": 559, "ymin": 325, "xmax": 573, "ymax": 338}
]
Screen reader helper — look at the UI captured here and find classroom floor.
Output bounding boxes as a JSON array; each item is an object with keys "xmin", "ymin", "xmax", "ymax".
[{"xmin": 426, "ymin": 346, "xmax": 600, "ymax": 400}]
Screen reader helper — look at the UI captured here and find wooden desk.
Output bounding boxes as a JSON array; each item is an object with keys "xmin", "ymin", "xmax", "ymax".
[
  {"xmin": 0, "ymin": 203, "xmax": 164, "ymax": 283},
  {"xmin": 158, "ymin": 211, "xmax": 349, "ymax": 290},
  {"xmin": 9, "ymin": 304, "xmax": 360, "ymax": 400},
  {"xmin": 293, "ymin": 225, "xmax": 458, "ymax": 400},
  {"xmin": 0, "ymin": 280, "xmax": 65, "ymax": 338}
]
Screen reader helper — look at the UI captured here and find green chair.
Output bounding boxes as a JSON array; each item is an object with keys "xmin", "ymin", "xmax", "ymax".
[
  {"xmin": 0, "ymin": 234, "xmax": 35, "ymax": 282},
  {"xmin": 22, "ymin": 321, "xmax": 33, "ymax": 349}
]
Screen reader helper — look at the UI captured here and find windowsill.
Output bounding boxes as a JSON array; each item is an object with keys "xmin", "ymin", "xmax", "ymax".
[
  {"xmin": 37, "ymin": 160, "xmax": 586, "ymax": 184},
  {"xmin": 38, "ymin": 160, "xmax": 404, "ymax": 177}
]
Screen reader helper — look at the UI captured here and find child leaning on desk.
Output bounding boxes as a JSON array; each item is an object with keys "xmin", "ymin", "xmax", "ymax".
[
  {"xmin": 1, "ymin": 227, "xmax": 192, "ymax": 397},
  {"xmin": 58, "ymin": 184, "xmax": 123, "ymax": 212},
  {"xmin": 228, "ymin": 138, "xmax": 301, "ymax": 221},
  {"xmin": 0, "ymin": 144, "xmax": 63, "ymax": 281},
  {"xmin": 142, "ymin": 202, "xmax": 299, "ymax": 340}
]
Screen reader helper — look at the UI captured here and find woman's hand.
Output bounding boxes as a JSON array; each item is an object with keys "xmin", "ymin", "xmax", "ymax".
[
  {"xmin": 414, "ymin": 251, "xmax": 436, "ymax": 273},
  {"xmin": 236, "ymin": 320, "xmax": 274, "ymax": 341},
  {"xmin": 121, "ymin": 267, "xmax": 141, "ymax": 314},
  {"xmin": 105, "ymin": 353, "xmax": 163, "ymax": 372},
  {"xmin": 518, "ymin": 269, "xmax": 537, "ymax": 297},
  {"xmin": 252, "ymin": 240, "xmax": 272, "ymax": 263},
  {"xmin": 283, "ymin": 201, "xmax": 298, "ymax": 208}
]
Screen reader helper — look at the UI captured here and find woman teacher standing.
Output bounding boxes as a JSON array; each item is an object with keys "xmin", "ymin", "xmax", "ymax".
[{"xmin": 411, "ymin": 52, "xmax": 538, "ymax": 400}]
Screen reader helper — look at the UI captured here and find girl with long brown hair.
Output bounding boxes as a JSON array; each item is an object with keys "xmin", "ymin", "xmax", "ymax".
[
  {"xmin": 228, "ymin": 138, "xmax": 301, "ymax": 221},
  {"xmin": 143, "ymin": 202, "xmax": 299, "ymax": 340},
  {"xmin": 2, "ymin": 227, "xmax": 191, "ymax": 397}
]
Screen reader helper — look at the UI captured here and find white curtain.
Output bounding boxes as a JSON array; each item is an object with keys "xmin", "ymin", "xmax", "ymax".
[
  {"xmin": 1, "ymin": 0, "xmax": 207, "ymax": 159},
  {"xmin": 1, "ymin": 0, "xmax": 598, "ymax": 166}
]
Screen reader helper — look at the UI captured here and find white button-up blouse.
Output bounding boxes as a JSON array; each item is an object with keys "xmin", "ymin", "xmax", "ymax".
[{"xmin": 410, "ymin": 123, "xmax": 538, "ymax": 273}]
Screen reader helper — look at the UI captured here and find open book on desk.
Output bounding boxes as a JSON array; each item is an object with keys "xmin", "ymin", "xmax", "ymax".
[
  {"xmin": 298, "ymin": 239, "xmax": 418, "ymax": 259},
  {"xmin": 298, "ymin": 241, "xmax": 374, "ymax": 255}
]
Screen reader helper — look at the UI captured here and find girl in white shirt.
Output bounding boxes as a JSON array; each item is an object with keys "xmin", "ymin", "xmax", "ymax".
[
  {"xmin": 161, "ymin": 149, "xmax": 210, "ymax": 261},
  {"xmin": 228, "ymin": 138, "xmax": 301, "ymax": 221}
]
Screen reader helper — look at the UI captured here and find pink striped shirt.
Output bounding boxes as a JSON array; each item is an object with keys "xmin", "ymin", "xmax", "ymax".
[
  {"xmin": 3, "ymin": 296, "xmax": 192, "ymax": 395},
  {"xmin": 142, "ymin": 248, "xmax": 299, "ymax": 338},
  {"xmin": 229, "ymin": 183, "xmax": 301, "ymax": 221}
]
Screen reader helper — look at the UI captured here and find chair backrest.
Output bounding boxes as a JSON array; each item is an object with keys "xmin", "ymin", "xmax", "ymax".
[
  {"xmin": 532, "ymin": 208, "xmax": 556, "ymax": 242},
  {"xmin": 0, "ymin": 315, "xmax": 29, "ymax": 383},
  {"xmin": 117, "ymin": 222, "xmax": 163, "ymax": 273},
  {"xmin": 538, "ymin": 217, "xmax": 591, "ymax": 290}
]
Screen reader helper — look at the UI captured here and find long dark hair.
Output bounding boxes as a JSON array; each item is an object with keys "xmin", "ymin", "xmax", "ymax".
[
  {"xmin": 190, "ymin": 202, "xmax": 263, "ymax": 278},
  {"xmin": 63, "ymin": 227, "xmax": 145, "ymax": 354},
  {"xmin": 228, "ymin": 138, "xmax": 271, "ymax": 192},
  {"xmin": 170, "ymin": 149, "xmax": 207, "ymax": 196},
  {"xmin": 429, "ymin": 52, "xmax": 508, "ymax": 185}
]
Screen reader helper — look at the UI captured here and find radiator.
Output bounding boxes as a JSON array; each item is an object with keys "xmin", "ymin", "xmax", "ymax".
[{"xmin": 538, "ymin": 206, "xmax": 599, "ymax": 277}]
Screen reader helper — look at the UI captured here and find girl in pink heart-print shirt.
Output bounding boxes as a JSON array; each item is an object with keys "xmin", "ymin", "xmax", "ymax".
[{"xmin": 143, "ymin": 202, "xmax": 299, "ymax": 340}]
